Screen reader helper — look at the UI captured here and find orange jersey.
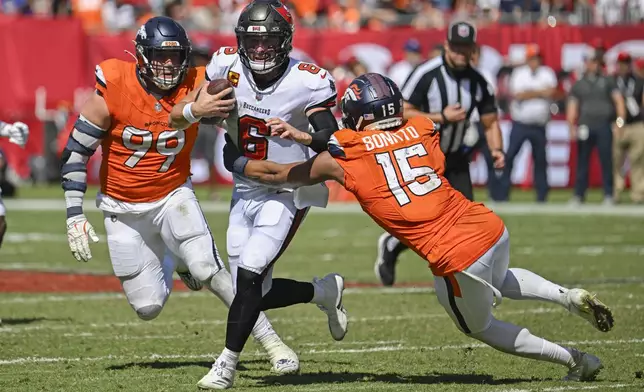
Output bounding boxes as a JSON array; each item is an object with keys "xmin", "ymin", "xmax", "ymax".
[
  {"xmin": 328, "ymin": 116, "xmax": 505, "ymax": 276},
  {"xmin": 95, "ymin": 59, "xmax": 205, "ymax": 203}
]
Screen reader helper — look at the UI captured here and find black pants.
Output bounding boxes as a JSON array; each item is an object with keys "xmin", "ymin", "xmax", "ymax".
[
  {"xmin": 444, "ymin": 154, "xmax": 474, "ymax": 201},
  {"xmin": 499, "ymin": 121, "xmax": 549, "ymax": 202},
  {"xmin": 475, "ymin": 123, "xmax": 503, "ymax": 201},
  {"xmin": 574, "ymin": 123, "xmax": 613, "ymax": 199}
]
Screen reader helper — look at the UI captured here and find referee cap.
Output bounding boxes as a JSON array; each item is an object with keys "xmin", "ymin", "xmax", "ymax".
[{"xmin": 447, "ymin": 21, "xmax": 477, "ymax": 45}]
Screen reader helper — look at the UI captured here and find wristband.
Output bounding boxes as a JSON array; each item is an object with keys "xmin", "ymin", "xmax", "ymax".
[
  {"xmin": 232, "ymin": 156, "xmax": 250, "ymax": 175},
  {"xmin": 182, "ymin": 102, "xmax": 201, "ymax": 124}
]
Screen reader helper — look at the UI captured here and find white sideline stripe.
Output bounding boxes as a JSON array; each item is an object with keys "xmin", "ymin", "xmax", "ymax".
[
  {"xmin": 493, "ymin": 383, "xmax": 642, "ymax": 392},
  {"xmin": 0, "ymin": 287, "xmax": 434, "ymax": 305},
  {"xmin": 5, "ymin": 199, "xmax": 644, "ymax": 216},
  {"xmin": 0, "ymin": 338, "xmax": 642, "ymax": 366},
  {"xmin": 294, "ymin": 384, "xmax": 644, "ymax": 392},
  {"xmin": 1, "ymin": 304, "xmax": 642, "ymax": 334},
  {"xmin": 58, "ymin": 333, "xmax": 404, "ymax": 345}
]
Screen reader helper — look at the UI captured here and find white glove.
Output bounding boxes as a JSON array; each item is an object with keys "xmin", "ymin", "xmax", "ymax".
[
  {"xmin": 66, "ymin": 214, "xmax": 100, "ymax": 262},
  {"xmin": 0, "ymin": 122, "xmax": 29, "ymax": 148}
]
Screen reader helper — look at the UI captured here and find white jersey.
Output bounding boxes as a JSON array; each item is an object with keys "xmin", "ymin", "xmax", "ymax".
[{"xmin": 206, "ymin": 47, "xmax": 337, "ymax": 197}]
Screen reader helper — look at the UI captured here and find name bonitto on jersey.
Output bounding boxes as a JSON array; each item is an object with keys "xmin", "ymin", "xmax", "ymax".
[
  {"xmin": 242, "ymin": 102, "xmax": 271, "ymax": 116},
  {"xmin": 362, "ymin": 125, "xmax": 421, "ymax": 151}
]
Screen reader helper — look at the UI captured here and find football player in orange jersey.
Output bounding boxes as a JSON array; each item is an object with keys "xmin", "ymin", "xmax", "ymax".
[
  {"xmin": 59, "ymin": 16, "xmax": 299, "ymax": 374},
  {"xmin": 224, "ymin": 73, "xmax": 615, "ymax": 381}
]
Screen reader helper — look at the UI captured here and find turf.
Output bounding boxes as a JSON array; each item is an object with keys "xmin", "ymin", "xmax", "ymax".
[{"xmin": 1, "ymin": 201, "xmax": 643, "ymax": 391}]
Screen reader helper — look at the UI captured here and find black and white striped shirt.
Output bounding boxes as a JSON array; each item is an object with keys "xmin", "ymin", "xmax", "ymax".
[{"xmin": 401, "ymin": 56, "xmax": 497, "ymax": 156}]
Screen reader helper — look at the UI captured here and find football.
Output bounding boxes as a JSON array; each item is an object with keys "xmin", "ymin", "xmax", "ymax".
[
  {"xmin": 199, "ymin": 79, "xmax": 235, "ymax": 125},
  {"xmin": 206, "ymin": 79, "xmax": 234, "ymax": 99}
]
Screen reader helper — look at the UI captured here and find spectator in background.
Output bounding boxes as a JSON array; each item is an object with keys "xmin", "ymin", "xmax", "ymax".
[
  {"xmin": 428, "ymin": 43, "xmax": 443, "ymax": 60},
  {"xmin": 102, "ymin": 0, "xmax": 137, "ymax": 33},
  {"xmin": 501, "ymin": 44, "xmax": 557, "ymax": 202},
  {"xmin": 387, "ymin": 38, "xmax": 423, "ymax": 89},
  {"xmin": 634, "ymin": 59, "xmax": 644, "ymax": 79},
  {"xmin": 164, "ymin": 0, "xmax": 196, "ymax": 30},
  {"xmin": 567, "ymin": 49, "xmax": 626, "ymax": 205},
  {"xmin": 71, "ymin": 0, "xmax": 105, "ymax": 33},
  {"xmin": 612, "ymin": 52, "xmax": 644, "ymax": 203}
]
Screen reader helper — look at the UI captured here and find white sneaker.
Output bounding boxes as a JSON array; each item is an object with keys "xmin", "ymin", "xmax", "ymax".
[
  {"xmin": 313, "ymin": 273, "xmax": 348, "ymax": 341},
  {"xmin": 565, "ymin": 288, "xmax": 614, "ymax": 332},
  {"xmin": 197, "ymin": 358, "xmax": 236, "ymax": 390},
  {"xmin": 263, "ymin": 338, "xmax": 299, "ymax": 374},
  {"xmin": 563, "ymin": 348, "xmax": 603, "ymax": 381},
  {"xmin": 178, "ymin": 271, "xmax": 203, "ymax": 291}
]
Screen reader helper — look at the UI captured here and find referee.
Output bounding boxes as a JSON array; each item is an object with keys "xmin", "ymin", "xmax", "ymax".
[{"xmin": 374, "ymin": 20, "xmax": 505, "ymax": 287}]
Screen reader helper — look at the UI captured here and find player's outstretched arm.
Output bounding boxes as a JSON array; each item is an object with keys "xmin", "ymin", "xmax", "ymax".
[
  {"xmin": 223, "ymin": 133, "xmax": 344, "ymax": 186},
  {"xmin": 61, "ymin": 92, "xmax": 108, "ymax": 262},
  {"xmin": 243, "ymin": 153, "xmax": 344, "ymax": 187}
]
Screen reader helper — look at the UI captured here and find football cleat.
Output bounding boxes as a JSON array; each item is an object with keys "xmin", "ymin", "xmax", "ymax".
[
  {"xmin": 178, "ymin": 271, "xmax": 203, "ymax": 291},
  {"xmin": 375, "ymin": 233, "xmax": 397, "ymax": 287},
  {"xmin": 197, "ymin": 358, "xmax": 236, "ymax": 390},
  {"xmin": 563, "ymin": 349, "xmax": 603, "ymax": 381},
  {"xmin": 264, "ymin": 340, "xmax": 299, "ymax": 374},
  {"xmin": 313, "ymin": 273, "xmax": 348, "ymax": 341},
  {"xmin": 565, "ymin": 289, "xmax": 614, "ymax": 332}
]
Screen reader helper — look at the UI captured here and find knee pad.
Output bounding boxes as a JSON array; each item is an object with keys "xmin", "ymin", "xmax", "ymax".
[
  {"xmin": 180, "ymin": 234, "xmax": 224, "ymax": 282},
  {"xmin": 188, "ymin": 260, "xmax": 219, "ymax": 282},
  {"xmin": 135, "ymin": 304, "xmax": 163, "ymax": 321}
]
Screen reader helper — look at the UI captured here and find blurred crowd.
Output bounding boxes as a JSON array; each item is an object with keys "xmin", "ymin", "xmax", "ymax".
[{"xmin": 2, "ymin": 0, "xmax": 644, "ymax": 34}]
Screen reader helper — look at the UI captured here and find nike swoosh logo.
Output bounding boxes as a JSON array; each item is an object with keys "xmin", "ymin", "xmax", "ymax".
[{"xmin": 320, "ymin": 71, "xmax": 327, "ymax": 79}]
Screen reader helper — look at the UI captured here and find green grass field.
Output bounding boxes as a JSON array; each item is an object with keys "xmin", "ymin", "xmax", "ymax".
[{"xmin": 1, "ymin": 190, "xmax": 643, "ymax": 391}]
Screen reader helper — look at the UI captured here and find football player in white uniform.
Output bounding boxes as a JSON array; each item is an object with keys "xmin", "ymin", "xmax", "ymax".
[
  {"xmin": 0, "ymin": 120, "xmax": 29, "ymax": 249},
  {"xmin": 59, "ymin": 16, "xmax": 298, "ymax": 376},
  {"xmin": 170, "ymin": 1, "xmax": 347, "ymax": 389}
]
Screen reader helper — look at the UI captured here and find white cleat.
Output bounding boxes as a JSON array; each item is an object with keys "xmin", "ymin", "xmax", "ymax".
[
  {"xmin": 178, "ymin": 271, "xmax": 203, "ymax": 291},
  {"xmin": 563, "ymin": 349, "xmax": 603, "ymax": 381},
  {"xmin": 313, "ymin": 273, "xmax": 348, "ymax": 341},
  {"xmin": 260, "ymin": 335, "xmax": 300, "ymax": 374},
  {"xmin": 566, "ymin": 288, "xmax": 614, "ymax": 332},
  {"xmin": 197, "ymin": 359, "xmax": 236, "ymax": 390}
]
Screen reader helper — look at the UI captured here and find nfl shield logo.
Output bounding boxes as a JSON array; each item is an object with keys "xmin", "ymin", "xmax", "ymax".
[
  {"xmin": 256, "ymin": 93, "xmax": 263, "ymax": 101},
  {"xmin": 154, "ymin": 102, "xmax": 162, "ymax": 112},
  {"xmin": 458, "ymin": 24, "xmax": 470, "ymax": 38}
]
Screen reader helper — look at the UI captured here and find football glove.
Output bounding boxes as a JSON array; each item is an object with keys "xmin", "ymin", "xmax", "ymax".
[
  {"xmin": 66, "ymin": 214, "xmax": 100, "ymax": 262},
  {"xmin": 0, "ymin": 121, "xmax": 29, "ymax": 148}
]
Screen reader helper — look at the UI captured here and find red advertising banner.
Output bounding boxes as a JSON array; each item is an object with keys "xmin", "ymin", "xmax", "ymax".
[{"xmin": 1, "ymin": 17, "xmax": 642, "ymax": 189}]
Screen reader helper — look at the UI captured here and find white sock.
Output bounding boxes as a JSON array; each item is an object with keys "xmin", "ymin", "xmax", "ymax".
[
  {"xmin": 252, "ymin": 312, "xmax": 281, "ymax": 347},
  {"xmin": 472, "ymin": 318, "xmax": 575, "ymax": 368},
  {"xmin": 386, "ymin": 236, "xmax": 401, "ymax": 252},
  {"xmin": 219, "ymin": 348, "xmax": 240, "ymax": 366},
  {"xmin": 501, "ymin": 268, "xmax": 569, "ymax": 307}
]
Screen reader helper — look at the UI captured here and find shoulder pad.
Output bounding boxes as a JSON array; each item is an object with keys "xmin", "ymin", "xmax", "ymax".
[
  {"xmin": 327, "ymin": 129, "xmax": 356, "ymax": 159},
  {"xmin": 95, "ymin": 59, "xmax": 127, "ymax": 96},
  {"xmin": 206, "ymin": 47, "xmax": 239, "ymax": 80},
  {"xmin": 294, "ymin": 61, "xmax": 333, "ymax": 89}
]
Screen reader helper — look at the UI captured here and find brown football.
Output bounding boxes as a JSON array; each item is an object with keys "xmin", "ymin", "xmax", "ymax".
[
  {"xmin": 198, "ymin": 79, "xmax": 234, "ymax": 125},
  {"xmin": 206, "ymin": 79, "xmax": 234, "ymax": 99}
]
